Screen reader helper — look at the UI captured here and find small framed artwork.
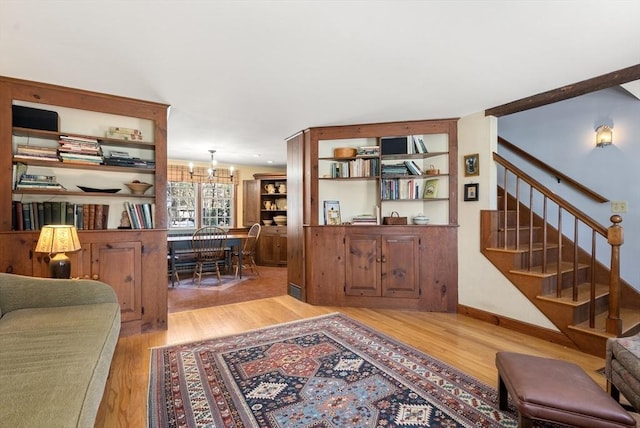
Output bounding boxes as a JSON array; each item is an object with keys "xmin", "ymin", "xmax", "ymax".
[
  {"xmin": 464, "ymin": 183, "xmax": 479, "ymax": 201},
  {"xmin": 423, "ymin": 179, "xmax": 439, "ymax": 199},
  {"xmin": 323, "ymin": 200, "xmax": 341, "ymax": 225},
  {"xmin": 464, "ymin": 153, "xmax": 479, "ymax": 177}
]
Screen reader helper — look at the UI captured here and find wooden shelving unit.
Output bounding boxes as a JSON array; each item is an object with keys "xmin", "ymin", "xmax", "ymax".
[
  {"xmin": 286, "ymin": 118, "xmax": 458, "ymax": 311},
  {"xmin": 0, "ymin": 76, "xmax": 169, "ymax": 335}
]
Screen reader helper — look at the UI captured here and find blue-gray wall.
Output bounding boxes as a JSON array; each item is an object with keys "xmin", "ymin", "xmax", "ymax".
[{"xmin": 498, "ymin": 86, "xmax": 640, "ymax": 290}]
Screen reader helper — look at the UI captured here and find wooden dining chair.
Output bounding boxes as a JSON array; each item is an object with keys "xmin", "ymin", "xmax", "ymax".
[
  {"xmin": 232, "ymin": 223, "xmax": 261, "ymax": 278},
  {"xmin": 191, "ymin": 226, "xmax": 228, "ymax": 286}
]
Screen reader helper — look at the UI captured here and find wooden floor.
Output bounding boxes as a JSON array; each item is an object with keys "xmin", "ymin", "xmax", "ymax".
[{"xmin": 95, "ymin": 266, "xmax": 613, "ymax": 427}]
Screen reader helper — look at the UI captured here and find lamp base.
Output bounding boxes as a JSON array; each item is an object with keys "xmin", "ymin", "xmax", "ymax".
[{"xmin": 49, "ymin": 253, "xmax": 71, "ymax": 279}]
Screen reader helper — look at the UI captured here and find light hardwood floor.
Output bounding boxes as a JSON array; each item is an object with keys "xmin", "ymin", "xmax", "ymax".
[{"xmin": 95, "ymin": 268, "xmax": 611, "ymax": 427}]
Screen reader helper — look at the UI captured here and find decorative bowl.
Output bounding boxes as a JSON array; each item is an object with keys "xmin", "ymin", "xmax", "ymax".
[
  {"xmin": 125, "ymin": 182, "xmax": 153, "ymax": 195},
  {"xmin": 263, "ymin": 219, "xmax": 273, "ymax": 226},
  {"xmin": 273, "ymin": 215, "xmax": 287, "ymax": 226},
  {"xmin": 412, "ymin": 215, "xmax": 429, "ymax": 225}
]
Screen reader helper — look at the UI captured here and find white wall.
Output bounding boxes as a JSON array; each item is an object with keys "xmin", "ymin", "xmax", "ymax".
[
  {"xmin": 457, "ymin": 112, "xmax": 557, "ymax": 329},
  {"xmin": 498, "ymin": 86, "xmax": 640, "ymax": 290}
]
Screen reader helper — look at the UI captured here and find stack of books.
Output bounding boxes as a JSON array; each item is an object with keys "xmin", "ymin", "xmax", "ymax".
[
  {"xmin": 16, "ymin": 174, "xmax": 65, "ymax": 190},
  {"xmin": 57, "ymin": 135, "xmax": 104, "ymax": 165},
  {"xmin": 351, "ymin": 214, "xmax": 378, "ymax": 225},
  {"xmin": 104, "ymin": 150, "xmax": 155, "ymax": 169},
  {"xmin": 105, "ymin": 126, "xmax": 143, "ymax": 141},
  {"xmin": 357, "ymin": 145, "xmax": 380, "ymax": 156},
  {"xmin": 381, "ymin": 163, "xmax": 410, "ymax": 176},
  {"xmin": 14, "ymin": 144, "xmax": 58, "ymax": 162}
]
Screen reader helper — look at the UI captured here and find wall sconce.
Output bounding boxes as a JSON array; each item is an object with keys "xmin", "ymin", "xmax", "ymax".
[
  {"xmin": 596, "ymin": 125, "xmax": 613, "ymax": 148},
  {"xmin": 35, "ymin": 225, "xmax": 82, "ymax": 278}
]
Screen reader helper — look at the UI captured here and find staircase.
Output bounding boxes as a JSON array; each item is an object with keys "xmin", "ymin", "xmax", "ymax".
[{"xmin": 481, "ymin": 153, "xmax": 640, "ymax": 357}]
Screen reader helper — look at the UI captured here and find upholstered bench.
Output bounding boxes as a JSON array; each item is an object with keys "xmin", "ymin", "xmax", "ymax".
[
  {"xmin": 607, "ymin": 333, "xmax": 640, "ymax": 411},
  {"xmin": 496, "ymin": 351, "xmax": 636, "ymax": 428}
]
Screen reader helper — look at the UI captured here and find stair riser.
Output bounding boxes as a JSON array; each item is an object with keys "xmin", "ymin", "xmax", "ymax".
[
  {"xmin": 497, "ymin": 228, "xmax": 544, "ymax": 247},
  {"xmin": 540, "ymin": 269, "xmax": 590, "ymax": 295},
  {"xmin": 572, "ymin": 295, "xmax": 609, "ymax": 325}
]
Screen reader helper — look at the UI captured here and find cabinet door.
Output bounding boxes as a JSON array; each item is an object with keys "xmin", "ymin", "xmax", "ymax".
[
  {"xmin": 381, "ymin": 235, "xmax": 420, "ymax": 298},
  {"xmin": 91, "ymin": 241, "xmax": 142, "ymax": 322},
  {"xmin": 257, "ymin": 231, "xmax": 278, "ymax": 265},
  {"xmin": 345, "ymin": 234, "xmax": 381, "ymax": 296},
  {"xmin": 275, "ymin": 234, "xmax": 287, "ymax": 266},
  {"xmin": 243, "ymin": 180, "xmax": 261, "ymax": 226},
  {"xmin": 0, "ymin": 233, "xmax": 37, "ymax": 275}
]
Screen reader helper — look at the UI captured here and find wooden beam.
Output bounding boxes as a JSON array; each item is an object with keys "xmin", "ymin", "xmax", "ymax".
[{"xmin": 486, "ymin": 64, "xmax": 640, "ymax": 117}]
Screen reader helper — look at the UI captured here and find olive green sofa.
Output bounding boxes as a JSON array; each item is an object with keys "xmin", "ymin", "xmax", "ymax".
[{"xmin": 0, "ymin": 273, "xmax": 120, "ymax": 427}]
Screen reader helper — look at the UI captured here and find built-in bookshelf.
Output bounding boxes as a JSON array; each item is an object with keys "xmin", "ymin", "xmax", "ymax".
[
  {"xmin": 0, "ymin": 75, "xmax": 170, "ymax": 335},
  {"xmin": 317, "ymin": 132, "xmax": 452, "ymax": 225}
]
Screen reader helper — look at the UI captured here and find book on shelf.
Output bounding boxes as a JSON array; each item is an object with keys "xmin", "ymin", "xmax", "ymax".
[
  {"xmin": 124, "ymin": 201, "xmax": 153, "ymax": 229},
  {"xmin": 404, "ymin": 160, "xmax": 423, "ymax": 175},
  {"xmin": 412, "ymin": 136, "xmax": 428, "ymax": 154},
  {"xmin": 105, "ymin": 126, "xmax": 143, "ymax": 141},
  {"xmin": 423, "ymin": 179, "xmax": 439, "ymax": 199},
  {"xmin": 323, "ymin": 200, "xmax": 341, "ymax": 225},
  {"xmin": 351, "ymin": 214, "xmax": 377, "ymax": 225}
]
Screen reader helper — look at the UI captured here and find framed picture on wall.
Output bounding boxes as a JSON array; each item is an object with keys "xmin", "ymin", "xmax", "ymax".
[
  {"xmin": 464, "ymin": 183, "xmax": 479, "ymax": 201},
  {"xmin": 464, "ymin": 153, "xmax": 479, "ymax": 177}
]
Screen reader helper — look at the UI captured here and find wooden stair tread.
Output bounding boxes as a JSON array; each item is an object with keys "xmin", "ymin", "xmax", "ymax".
[
  {"xmin": 536, "ymin": 283, "xmax": 609, "ymax": 307},
  {"xmin": 485, "ymin": 242, "xmax": 558, "ymax": 254},
  {"xmin": 510, "ymin": 261, "xmax": 589, "ymax": 278},
  {"xmin": 569, "ymin": 307, "xmax": 640, "ymax": 337}
]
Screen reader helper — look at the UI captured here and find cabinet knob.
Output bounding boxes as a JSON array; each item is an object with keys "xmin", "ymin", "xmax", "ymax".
[
  {"xmin": 381, "ymin": 256, "xmax": 387, "ymax": 263},
  {"xmin": 92, "ymin": 274, "xmax": 99, "ymax": 280}
]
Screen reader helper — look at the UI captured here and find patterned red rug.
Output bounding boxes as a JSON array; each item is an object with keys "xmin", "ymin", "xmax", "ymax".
[{"xmin": 148, "ymin": 313, "xmax": 526, "ymax": 427}]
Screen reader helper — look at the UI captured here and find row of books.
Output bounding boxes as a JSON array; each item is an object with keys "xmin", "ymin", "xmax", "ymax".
[
  {"xmin": 330, "ymin": 158, "xmax": 380, "ymax": 178},
  {"xmin": 11, "ymin": 201, "xmax": 110, "ymax": 231},
  {"xmin": 381, "ymin": 178, "xmax": 424, "ymax": 200},
  {"xmin": 124, "ymin": 202, "xmax": 154, "ymax": 229}
]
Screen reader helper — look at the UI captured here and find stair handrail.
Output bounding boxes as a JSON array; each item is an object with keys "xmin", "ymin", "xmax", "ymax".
[
  {"xmin": 494, "ymin": 152, "xmax": 622, "ymax": 335},
  {"xmin": 494, "ymin": 153, "xmax": 606, "ymax": 236},
  {"xmin": 498, "ymin": 137, "xmax": 609, "ymax": 204}
]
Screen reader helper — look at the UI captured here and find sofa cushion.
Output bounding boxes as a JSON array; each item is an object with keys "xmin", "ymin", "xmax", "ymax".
[{"xmin": 0, "ymin": 302, "xmax": 120, "ymax": 427}]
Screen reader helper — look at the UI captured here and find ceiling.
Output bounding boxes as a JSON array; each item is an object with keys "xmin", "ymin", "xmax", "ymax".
[{"xmin": 1, "ymin": 1, "xmax": 639, "ymax": 168}]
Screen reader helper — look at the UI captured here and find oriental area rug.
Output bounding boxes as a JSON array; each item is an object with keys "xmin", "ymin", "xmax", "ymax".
[{"xmin": 148, "ymin": 313, "xmax": 531, "ymax": 427}]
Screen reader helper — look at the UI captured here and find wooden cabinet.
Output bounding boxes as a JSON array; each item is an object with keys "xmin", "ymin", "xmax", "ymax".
[
  {"xmin": 286, "ymin": 119, "xmax": 458, "ymax": 311},
  {"xmin": 243, "ymin": 173, "xmax": 287, "ymax": 227},
  {"xmin": 243, "ymin": 173, "xmax": 287, "ymax": 266},
  {"xmin": 0, "ymin": 76, "xmax": 169, "ymax": 335},
  {"xmin": 345, "ymin": 233, "xmax": 419, "ymax": 298},
  {"xmin": 256, "ymin": 226, "xmax": 287, "ymax": 266}
]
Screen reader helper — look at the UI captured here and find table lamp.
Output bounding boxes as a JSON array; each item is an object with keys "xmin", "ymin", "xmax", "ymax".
[{"xmin": 35, "ymin": 225, "xmax": 82, "ymax": 278}]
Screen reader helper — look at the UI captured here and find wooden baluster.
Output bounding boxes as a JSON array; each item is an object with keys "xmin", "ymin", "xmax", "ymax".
[
  {"xmin": 515, "ymin": 177, "xmax": 520, "ymax": 251},
  {"xmin": 528, "ymin": 187, "xmax": 534, "ymax": 270},
  {"xmin": 502, "ymin": 168, "xmax": 508, "ymax": 249},
  {"xmin": 556, "ymin": 207, "xmax": 563, "ymax": 298},
  {"xmin": 590, "ymin": 231, "xmax": 597, "ymax": 328},
  {"xmin": 572, "ymin": 218, "xmax": 579, "ymax": 301},
  {"xmin": 542, "ymin": 197, "xmax": 548, "ymax": 273},
  {"xmin": 606, "ymin": 215, "xmax": 623, "ymax": 336}
]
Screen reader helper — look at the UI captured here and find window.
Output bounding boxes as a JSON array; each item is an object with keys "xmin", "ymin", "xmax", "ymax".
[{"xmin": 167, "ymin": 164, "xmax": 236, "ymax": 229}]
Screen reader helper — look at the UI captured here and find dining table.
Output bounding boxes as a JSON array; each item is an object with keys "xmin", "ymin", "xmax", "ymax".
[{"xmin": 167, "ymin": 231, "xmax": 249, "ymax": 287}]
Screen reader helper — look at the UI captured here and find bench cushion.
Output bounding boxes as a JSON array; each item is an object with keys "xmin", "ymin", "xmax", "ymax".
[{"xmin": 496, "ymin": 351, "xmax": 636, "ymax": 428}]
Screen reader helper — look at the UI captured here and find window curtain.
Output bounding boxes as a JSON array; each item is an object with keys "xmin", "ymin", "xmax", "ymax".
[{"xmin": 167, "ymin": 164, "xmax": 237, "ymax": 184}]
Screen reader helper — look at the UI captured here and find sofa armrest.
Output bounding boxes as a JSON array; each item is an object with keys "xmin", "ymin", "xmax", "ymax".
[{"xmin": 0, "ymin": 272, "xmax": 118, "ymax": 315}]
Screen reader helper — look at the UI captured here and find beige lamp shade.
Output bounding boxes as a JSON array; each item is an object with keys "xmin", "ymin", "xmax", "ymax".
[{"xmin": 35, "ymin": 225, "xmax": 82, "ymax": 254}]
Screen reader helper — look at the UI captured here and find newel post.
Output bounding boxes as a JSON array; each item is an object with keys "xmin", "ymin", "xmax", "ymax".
[{"xmin": 606, "ymin": 215, "xmax": 623, "ymax": 336}]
